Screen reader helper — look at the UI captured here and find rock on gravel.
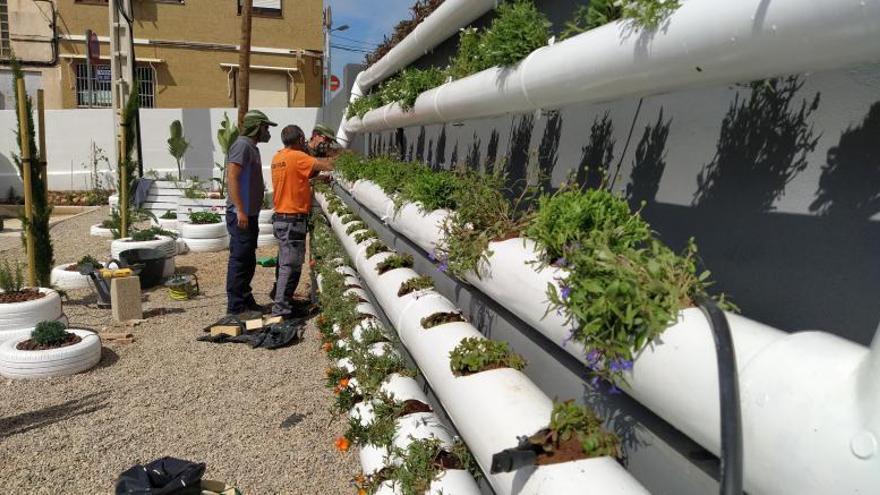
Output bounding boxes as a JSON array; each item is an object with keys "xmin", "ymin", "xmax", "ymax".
[{"xmin": 0, "ymin": 207, "xmax": 358, "ymax": 494}]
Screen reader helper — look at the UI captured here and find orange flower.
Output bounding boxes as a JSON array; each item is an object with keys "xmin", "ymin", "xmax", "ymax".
[
  {"xmin": 338, "ymin": 377, "xmax": 350, "ymax": 388},
  {"xmin": 358, "ymin": 490, "xmax": 367, "ymax": 495},
  {"xmin": 335, "ymin": 436, "xmax": 350, "ymax": 452},
  {"xmin": 322, "ymin": 342, "xmax": 332, "ymax": 352}
]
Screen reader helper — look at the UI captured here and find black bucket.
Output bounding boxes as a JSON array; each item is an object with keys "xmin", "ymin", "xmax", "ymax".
[{"xmin": 118, "ymin": 248, "xmax": 166, "ymax": 289}]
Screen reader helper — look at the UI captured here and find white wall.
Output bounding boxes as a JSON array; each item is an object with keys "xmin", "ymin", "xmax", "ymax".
[{"xmin": 0, "ymin": 106, "xmax": 320, "ymax": 194}]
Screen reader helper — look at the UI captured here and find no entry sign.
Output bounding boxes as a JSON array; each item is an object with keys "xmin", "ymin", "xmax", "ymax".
[{"xmin": 330, "ymin": 75, "xmax": 340, "ymax": 92}]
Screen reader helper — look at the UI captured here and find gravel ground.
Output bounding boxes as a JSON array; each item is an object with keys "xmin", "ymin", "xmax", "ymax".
[{"xmin": 0, "ymin": 207, "xmax": 358, "ymax": 494}]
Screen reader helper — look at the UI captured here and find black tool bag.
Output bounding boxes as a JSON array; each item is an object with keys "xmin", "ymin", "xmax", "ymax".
[{"xmin": 115, "ymin": 457, "xmax": 205, "ymax": 495}]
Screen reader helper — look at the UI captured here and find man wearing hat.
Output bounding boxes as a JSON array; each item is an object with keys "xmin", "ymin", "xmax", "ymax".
[
  {"xmin": 225, "ymin": 110, "xmax": 276, "ymax": 315},
  {"xmin": 308, "ymin": 123, "xmax": 339, "ymax": 158}
]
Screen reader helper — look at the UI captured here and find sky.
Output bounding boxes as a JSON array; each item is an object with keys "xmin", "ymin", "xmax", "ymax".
[{"xmin": 325, "ymin": 0, "xmax": 414, "ymax": 80}]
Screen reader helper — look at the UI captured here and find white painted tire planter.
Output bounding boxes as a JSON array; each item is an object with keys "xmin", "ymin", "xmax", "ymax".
[
  {"xmin": 179, "ymin": 222, "xmax": 227, "ymax": 240},
  {"xmin": 0, "ymin": 288, "xmax": 63, "ymax": 335},
  {"xmin": 258, "ymin": 223, "xmax": 273, "ymax": 235},
  {"xmin": 0, "ymin": 329, "xmax": 102, "ymax": 379},
  {"xmin": 111, "ymin": 236, "xmax": 177, "ymax": 259},
  {"xmin": 182, "ymin": 236, "xmax": 229, "ymax": 253},
  {"xmin": 154, "ymin": 218, "xmax": 178, "ymax": 231},
  {"xmin": 90, "ymin": 224, "xmax": 114, "ymax": 238},
  {"xmin": 175, "ymin": 237, "xmax": 189, "ymax": 255},
  {"xmin": 50, "ymin": 264, "xmax": 92, "ymax": 291},
  {"xmin": 257, "ymin": 234, "xmax": 278, "ymax": 247}
]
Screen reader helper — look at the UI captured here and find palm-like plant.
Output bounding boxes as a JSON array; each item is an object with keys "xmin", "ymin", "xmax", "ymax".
[
  {"xmin": 214, "ymin": 112, "xmax": 239, "ymax": 197},
  {"xmin": 167, "ymin": 120, "xmax": 190, "ymax": 180}
]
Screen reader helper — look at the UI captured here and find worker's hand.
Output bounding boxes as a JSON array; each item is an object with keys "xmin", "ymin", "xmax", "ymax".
[{"xmin": 236, "ymin": 210, "xmax": 249, "ymax": 230}]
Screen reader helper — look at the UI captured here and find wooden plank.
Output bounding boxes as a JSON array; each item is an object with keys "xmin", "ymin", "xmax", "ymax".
[{"xmin": 210, "ymin": 325, "xmax": 241, "ymax": 337}]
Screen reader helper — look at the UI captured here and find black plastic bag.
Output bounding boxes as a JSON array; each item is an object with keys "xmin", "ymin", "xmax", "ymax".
[{"xmin": 115, "ymin": 457, "xmax": 205, "ymax": 495}]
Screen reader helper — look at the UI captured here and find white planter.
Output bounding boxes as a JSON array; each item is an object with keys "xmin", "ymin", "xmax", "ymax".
[
  {"xmin": 90, "ymin": 224, "xmax": 114, "ymax": 238},
  {"xmin": 387, "ymin": 202, "xmax": 449, "ymax": 255},
  {"xmin": 336, "ymin": 357, "xmax": 355, "ymax": 374},
  {"xmin": 368, "ymin": 342, "xmax": 399, "ymax": 359},
  {"xmin": 108, "ymin": 194, "xmax": 119, "ymax": 208},
  {"xmin": 0, "ymin": 329, "xmax": 102, "ymax": 379},
  {"xmin": 175, "ymin": 237, "xmax": 189, "ymax": 255},
  {"xmin": 179, "ymin": 222, "xmax": 226, "ymax": 240},
  {"xmin": 392, "ymin": 412, "xmax": 454, "ymax": 453},
  {"xmin": 335, "ymin": 265, "xmax": 359, "ymax": 278},
  {"xmin": 50, "ymin": 264, "xmax": 92, "ymax": 291},
  {"xmin": 351, "ymin": 180, "xmax": 395, "ymax": 221},
  {"xmin": 352, "ymin": 319, "xmax": 389, "ymax": 343},
  {"xmin": 0, "ymin": 288, "xmax": 63, "ymax": 335},
  {"xmin": 154, "ymin": 218, "xmax": 178, "ymax": 231},
  {"xmin": 258, "ymin": 223, "xmax": 273, "ymax": 235},
  {"xmin": 381, "ymin": 373, "xmax": 430, "ymax": 405},
  {"xmin": 182, "ymin": 236, "xmax": 229, "ymax": 253},
  {"xmin": 259, "ymin": 209, "xmax": 274, "ymax": 224},
  {"xmin": 176, "ymin": 198, "xmax": 226, "ymax": 222},
  {"xmin": 359, "ymin": 443, "xmax": 390, "ymax": 475},
  {"xmin": 356, "ymin": 302, "xmax": 379, "ymax": 320},
  {"xmin": 257, "ymin": 234, "xmax": 278, "ymax": 247},
  {"xmin": 162, "ymin": 257, "xmax": 176, "ymax": 278},
  {"xmin": 372, "ymin": 470, "xmax": 480, "ymax": 495},
  {"xmin": 111, "ymin": 236, "xmax": 177, "ymax": 260},
  {"xmin": 344, "ymin": 287, "xmax": 370, "ymax": 303},
  {"xmin": 395, "ymin": 293, "xmax": 462, "ymax": 345}
]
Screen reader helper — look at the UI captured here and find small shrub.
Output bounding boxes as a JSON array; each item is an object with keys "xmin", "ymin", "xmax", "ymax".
[
  {"xmin": 479, "ymin": 0, "xmax": 551, "ymax": 70},
  {"xmin": 0, "ymin": 260, "xmax": 25, "ymax": 293},
  {"xmin": 449, "ymin": 337, "xmax": 526, "ymax": 375},
  {"xmin": 345, "ymin": 221, "xmax": 366, "ymax": 235},
  {"xmin": 560, "ymin": 3, "xmax": 620, "ymax": 40},
  {"xmin": 353, "ymin": 230, "xmax": 378, "ymax": 244},
  {"xmin": 160, "ymin": 210, "xmax": 177, "ymax": 220},
  {"xmin": 398, "ymin": 276, "xmax": 433, "ymax": 297},
  {"xmin": 76, "ymin": 255, "xmax": 102, "ymax": 269},
  {"xmin": 397, "ymin": 167, "xmax": 459, "ymax": 212},
  {"xmin": 31, "ymin": 320, "xmax": 69, "ymax": 346},
  {"xmin": 376, "ymin": 253, "xmax": 413, "ymax": 275},
  {"xmin": 339, "ymin": 213, "xmax": 359, "ymax": 225},
  {"xmin": 529, "ymin": 401, "xmax": 620, "ymax": 459},
  {"xmin": 620, "ymin": 0, "xmax": 681, "ymax": 29},
  {"xmin": 389, "ymin": 438, "xmax": 477, "ymax": 495},
  {"xmin": 189, "ymin": 211, "xmax": 221, "ymax": 224},
  {"xmin": 366, "ymin": 241, "xmax": 390, "ymax": 259},
  {"xmin": 379, "ymin": 68, "xmax": 445, "ymax": 111},
  {"xmin": 421, "ymin": 311, "xmax": 465, "ymax": 329}
]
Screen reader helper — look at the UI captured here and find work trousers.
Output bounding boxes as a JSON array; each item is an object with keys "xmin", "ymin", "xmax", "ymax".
[
  {"xmin": 225, "ymin": 211, "xmax": 259, "ymax": 314},
  {"xmin": 271, "ymin": 214, "xmax": 308, "ymax": 318}
]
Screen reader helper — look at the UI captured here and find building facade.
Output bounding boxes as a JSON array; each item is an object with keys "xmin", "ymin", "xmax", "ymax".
[{"xmin": 1, "ymin": 0, "xmax": 324, "ymax": 109}]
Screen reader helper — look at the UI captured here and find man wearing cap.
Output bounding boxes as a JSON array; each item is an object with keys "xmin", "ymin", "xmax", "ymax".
[
  {"xmin": 269, "ymin": 125, "xmax": 336, "ymax": 319},
  {"xmin": 225, "ymin": 110, "xmax": 276, "ymax": 315},
  {"xmin": 308, "ymin": 123, "xmax": 339, "ymax": 158}
]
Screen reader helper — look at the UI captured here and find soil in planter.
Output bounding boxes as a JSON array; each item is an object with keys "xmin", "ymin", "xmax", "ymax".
[
  {"xmin": 17, "ymin": 333, "xmax": 82, "ymax": 351},
  {"xmin": 453, "ymin": 362, "xmax": 507, "ymax": 377},
  {"xmin": 0, "ymin": 289, "xmax": 46, "ymax": 304},
  {"xmin": 433, "ymin": 450, "xmax": 466, "ymax": 470},
  {"xmin": 401, "ymin": 399, "xmax": 432, "ymax": 415},
  {"xmin": 345, "ymin": 284, "xmax": 362, "ymax": 290},
  {"xmin": 64, "ymin": 263, "xmax": 102, "ymax": 272},
  {"xmin": 421, "ymin": 312, "xmax": 465, "ymax": 329},
  {"xmin": 531, "ymin": 430, "xmax": 595, "ymax": 466}
]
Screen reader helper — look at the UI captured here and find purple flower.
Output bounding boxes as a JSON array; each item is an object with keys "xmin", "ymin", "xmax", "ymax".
[
  {"xmin": 428, "ymin": 251, "xmax": 437, "ymax": 262},
  {"xmin": 608, "ymin": 384, "xmax": 622, "ymax": 395},
  {"xmin": 590, "ymin": 376, "xmax": 601, "ymax": 388},
  {"xmin": 438, "ymin": 262, "xmax": 448, "ymax": 273},
  {"xmin": 609, "ymin": 358, "xmax": 633, "ymax": 373},
  {"xmin": 586, "ymin": 350, "xmax": 601, "ymax": 366},
  {"xmin": 554, "ymin": 257, "xmax": 568, "ymax": 268},
  {"xmin": 560, "ymin": 285, "xmax": 572, "ymax": 301}
]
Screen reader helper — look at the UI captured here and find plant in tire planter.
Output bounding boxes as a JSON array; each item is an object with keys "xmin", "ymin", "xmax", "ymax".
[
  {"xmin": 398, "ymin": 276, "xmax": 433, "ymax": 297},
  {"xmin": 17, "ymin": 320, "xmax": 79, "ymax": 351},
  {"xmin": 160, "ymin": 210, "xmax": 177, "ymax": 220},
  {"xmin": 376, "ymin": 254, "xmax": 413, "ymax": 275},
  {"xmin": 0, "ymin": 261, "xmax": 43, "ymax": 304},
  {"xmin": 449, "ymin": 337, "xmax": 526, "ymax": 376},
  {"xmin": 522, "ymin": 401, "xmax": 620, "ymax": 465},
  {"xmin": 188, "ymin": 211, "xmax": 222, "ymax": 225}
]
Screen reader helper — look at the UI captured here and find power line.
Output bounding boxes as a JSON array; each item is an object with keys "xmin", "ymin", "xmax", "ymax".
[
  {"xmin": 331, "ymin": 33, "xmax": 381, "ymax": 47},
  {"xmin": 331, "ymin": 44, "xmax": 371, "ymax": 54}
]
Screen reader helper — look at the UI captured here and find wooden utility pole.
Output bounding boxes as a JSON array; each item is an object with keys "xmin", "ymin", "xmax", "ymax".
[
  {"xmin": 15, "ymin": 78, "xmax": 36, "ymax": 286},
  {"xmin": 237, "ymin": 0, "xmax": 253, "ymax": 128},
  {"xmin": 119, "ymin": 123, "xmax": 129, "ymax": 237},
  {"xmin": 37, "ymin": 90, "xmax": 48, "ymax": 205},
  {"xmin": 110, "ymin": 0, "xmax": 136, "ymax": 236}
]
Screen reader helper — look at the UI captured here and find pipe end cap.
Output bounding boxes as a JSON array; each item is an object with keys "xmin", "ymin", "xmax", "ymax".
[{"xmin": 851, "ymin": 431, "xmax": 877, "ymax": 459}]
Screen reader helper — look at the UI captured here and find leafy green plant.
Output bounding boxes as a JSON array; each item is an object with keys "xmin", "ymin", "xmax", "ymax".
[
  {"xmin": 160, "ymin": 210, "xmax": 177, "ymax": 220},
  {"xmin": 376, "ymin": 254, "xmax": 414, "ymax": 275},
  {"xmin": 620, "ymin": 0, "xmax": 681, "ymax": 29},
  {"xmin": 183, "ymin": 179, "xmax": 207, "ymax": 199},
  {"xmin": 526, "ymin": 186, "xmax": 729, "ymax": 381},
  {"xmin": 390, "ymin": 438, "xmax": 477, "ymax": 495},
  {"xmin": 128, "ymin": 226, "xmax": 176, "ymax": 242},
  {"xmin": 560, "ymin": 2, "xmax": 622, "ymax": 40},
  {"xmin": 347, "ymin": 92, "xmax": 384, "ymax": 119},
  {"xmin": 346, "ymin": 222, "xmax": 366, "ymax": 235},
  {"xmin": 447, "ymin": 27, "xmax": 484, "ymax": 80},
  {"xmin": 396, "ymin": 167, "xmax": 459, "ymax": 212},
  {"xmin": 0, "ymin": 260, "xmax": 25, "ymax": 293},
  {"xmin": 339, "ymin": 213, "xmax": 359, "ymax": 225},
  {"xmin": 189, "ymin": 211, "xmax": 222, "ymax": 225},
  {"xmin": 524, "ymin": 401, "xmax": 619, "ymax": 460},
  {"xmin": 449, "ymin": 337, "xmax": 526, "ymax": 375},
  {"xmin": 479, "ymin": 0, "xmax": 551, "ymax": 70},
  {"xmin": 366, "ymin": 241, "xmax": 390, "ymax": 259},
  {"xmin": 421, "ymin": 311, "xmax": 465, "ymax": 329},
  {"xmin": 167, "ymin": 120, "xmax": 190, "ymax": 181},
  {"xmin": 31, "ymin": 320, "xmax": 69, "ymax": 346},
  {"xmin": 76, "ymin": 255, "xmax": 102, "ymax": 269},
  {"xmin": 214, "ymin": 112, "xmax": 238, "ymax": 197},
  {"xmin": 379, "ymin": 68, "xmax": 445, "ymax": 111},
  {"xmin": 354, "ymin": 230, "xmax": 378, "ymax": 244},
  {"xmin": 398, "ymin": 276, "xmax": 433, "ymax": 297}
]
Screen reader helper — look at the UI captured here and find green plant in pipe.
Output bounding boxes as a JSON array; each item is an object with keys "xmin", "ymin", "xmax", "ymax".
[
  {"xmin": 396, "ymin": 166, "xmax": 459, "ymax": 212},
  {"xmin": 354, "ymin": 230, "xmax": 379, "ymax": 244},
  {"xmin": 447, "ymin": 27, "xmax": 484, "ymax": 81},
  {"xmin": 366, "ymin": 241, "xmax": 390, "ymax": 259},
  {"xmin": 620, "ymin": 0, "xmax": 681, "ymax": 29},
  {"xmin": 398, "ymin": 276, "xmax": 433, "ymax": 297},
  {"xmin": 524, "ymin": 400, "xmax": 620, "ymax": 460},
  {"xmin": 449, "ymin": 337, "xmax": 527, "ymax": 376},
  {"xmin": 376, "ymin": 253, "xmax": 414, "ymax": 275},
  {"xmin": 346, "ymin": 222, "xmax": 367, "ymax": 235},
  {"xmin": 478, "ymin": 0, "xmax": 551, "ymax": 70}
]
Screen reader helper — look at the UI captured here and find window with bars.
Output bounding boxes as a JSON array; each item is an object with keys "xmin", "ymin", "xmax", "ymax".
[
  {"xmin": 75, "ymin": 63, "xmax": 156, "ymax": 108},
  {"xmin": 0, "ymin": 0, "xmax": 10, "ymax": 59},
  {"xmin": 239, "ymin": 0, "xmax": 282, "ymax": 17}
]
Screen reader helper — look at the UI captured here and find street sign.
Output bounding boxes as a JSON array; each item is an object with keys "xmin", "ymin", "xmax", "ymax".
[
  {"xmin": 87, "ymin": 30, "xmax": 101, "ymax": 65},
  {"xmin": 95, "ymin": 66, "xmax": 112, "ymax": 82},
  {"xmin": 330, "ymin": 75, "xmax": 340, "ymax": 92}
]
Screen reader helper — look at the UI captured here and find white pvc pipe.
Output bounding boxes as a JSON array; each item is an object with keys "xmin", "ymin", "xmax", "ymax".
[
  {"xmin": 330, "ymin": 183, "xmax": 880, "ymax": 494},
  {"xmin": 348, "ymin": 0, "xmax": 880, "ymax": 134}
]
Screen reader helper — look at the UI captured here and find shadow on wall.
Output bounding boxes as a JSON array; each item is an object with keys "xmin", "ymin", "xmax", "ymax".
[
  {"xmin": 626, "ymin": 108, "xmax": 672, "ymax": 206},
  {"xmin": 810, "ymin": 101, "xmax": 880, "ymax": 220},
  {"xmin": 576, "ymin": 112, "xmax": 616, "ymax": 189},
  {"xmin": 0, "ymin": 152, "xmax": 23, "ymax": 198},
  {"xmin": 505, "ymin": 114, "xmax": 535, "ymax": 199},
  {"xmin": 180, "ymin": 109, "xmax": 215, "ymax": 181},
  {"xmin": 415, "ymin": 126, "xmax": 426, "ymax": 163},
  {"xmin": 645, "ymin": 80, "xmax": 879, "ymax": 345},
  {"xmin": 537, "ymin": 110, "xmax": 563, "ymax": 193},
  {"xmin": 433, "ymin": 125, "xmax": 447, "ymax": 170},
  {"xmin": 485, "ymin": 129, "xmax": 500, "ymax": 174},
  {"xmin": 465, "ymin": 132, "xmax": 482, "ymax": 171}
]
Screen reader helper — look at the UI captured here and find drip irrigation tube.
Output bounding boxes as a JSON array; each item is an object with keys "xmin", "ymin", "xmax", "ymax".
[{"xmin": 697, "ymin": 296, "xmax": 743, "ymax": 495}]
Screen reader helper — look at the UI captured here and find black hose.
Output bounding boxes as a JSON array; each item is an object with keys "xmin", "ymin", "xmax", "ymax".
[{"xmin": 696, "ymin": 296, "xmax": 744, "ymax": 495}]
